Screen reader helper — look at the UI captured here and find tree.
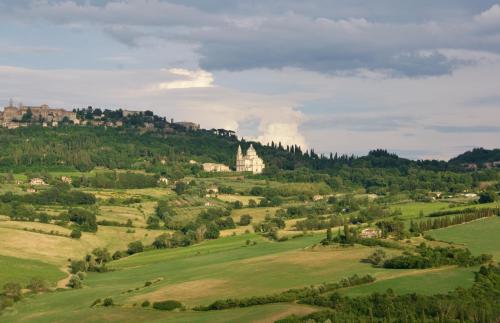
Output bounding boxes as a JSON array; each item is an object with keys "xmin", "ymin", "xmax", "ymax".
[
  {"xmin": 326, "ymin": 227, "xmax": 333, "ymax": 241},
  {"xmin": 92, "ymin": 248, "xmax": 111, "ymax": 265},
  {"xmin": 21, "ymin": 107, "xmax": 33, "ymax": 122},
  {"xmin": 238, "ymin": 214, "xmax": 252, "ymax": 226},
  {"xmin": 3, "ymin": 282, "xmax": 22, "ymax": 301},
  {"xmin": 367, "ymin": 249, "xmax": 387, "ymax": 266},
  {"xmin": 344, "ymin": 222, "xmax": 350, "ymax": 242},
  {"xmin": 175, "ymin": 181, "xmax": 187, "ymax": 195},
  {"xmin": 195, "ymin": 224, "xmax": 207, "ymax": 242},
  {"xmin": 67, "ymin": 275, "xmax": 82, "ymax": 289},
  {"xmin": 68, "ymin": 208, "xmax": 97, "ymax": 232},
  {"xmin": 103, "ymin": 297, "xmax": 114, "ymax": 307},
  {"xmin": 127, "ymin": 241, "xmax": 144, "ymax": 254},
  {"xmin": 248, "ymin": 199, "xmax": 257, "ymax": 208},
  {"xmin": 70, "ymin": 229, "xmax": 82, "ymax": 239},
  {"xmin": 27, "ymin": 277, "xmax": 48, "ymax": 293},
  {"xmin": 479, "ymin": 191, "xmax": 497, "ymax": 204}
]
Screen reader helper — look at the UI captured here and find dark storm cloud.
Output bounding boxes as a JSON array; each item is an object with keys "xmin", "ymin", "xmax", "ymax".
[{"xmin": 2, "ymin": 1, "xmax": 500, "ymax": 76}]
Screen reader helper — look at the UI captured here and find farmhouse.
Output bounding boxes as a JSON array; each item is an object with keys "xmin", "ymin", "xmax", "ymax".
[
  {"xmin": 0, "ymin": 104, "xmax": 77, "ymax": 126},
  {"xmin": 360, "ymin": 228, "xmax": 381, "ymax": 239},
  {"xmin": 61, "ymin": 176, "xmax": 73, "ymax": 184},
  {"xmin": 236, "ymin": 144, "xmax": 265, "ymax": 174},
  {"xmin": 30, "ymin": 178, "xmax": 47, "ymax": 186}
]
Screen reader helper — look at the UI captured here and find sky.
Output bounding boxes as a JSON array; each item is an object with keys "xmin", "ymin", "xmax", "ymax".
[{"xmin": 1, "ymin": 0, "xmax": 500, "ymax": 160}]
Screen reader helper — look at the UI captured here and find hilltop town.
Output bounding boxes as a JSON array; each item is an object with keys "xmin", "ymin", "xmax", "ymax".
[{"xmin": 0, "ymin": 102, "xmax": 200, "ymax": 131}]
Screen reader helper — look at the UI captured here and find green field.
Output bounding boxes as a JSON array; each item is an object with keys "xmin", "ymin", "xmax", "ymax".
[
  {"xmin": 429, "ymin": 216, "xmax": 500, "ymax": 259},
  {"xmin": 0, "ymin": 233, "xmax": 414, "ymax": 322},
  {"xmin": 0, "ymin": 255, "xmax": 65, "ymax": 287},
  {"xmin": 341, "ymin": 266, "xmax": 476, "ymax": 297}
]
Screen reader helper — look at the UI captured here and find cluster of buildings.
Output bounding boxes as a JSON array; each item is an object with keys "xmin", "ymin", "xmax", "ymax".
[
  {"xmin": 0, "ymin": 103, "xmax": 201, "ymax": 131},
  {"xmin": 202, "ymin": 144, "xmax": 266, "ymax": 174},
  {"xmin": 0, "ymin": 104, "xmax": 78, "ymax": 129}
]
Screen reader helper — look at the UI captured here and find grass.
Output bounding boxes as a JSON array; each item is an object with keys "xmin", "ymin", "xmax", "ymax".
[
  {"xmin": 428, "ymin": 216, "xmax": 500, "ymax": 260},
  {"xmin": 0, "ymin": 222, "xmax": 159, "ymax": 266},
  {"xmin": 2, "ymin": 234, "xmax": 386, "ymax": 322},
  {"xmin": 2, "ymin": 226, "xmax": 497, "ymax": 322},
  {"xmin": 0, "ymin": 255, "xmax": 65, "ymax": 287},
  {"xmin": 341, "ymin": 266, "xmax": 476, "ymax": 297}
]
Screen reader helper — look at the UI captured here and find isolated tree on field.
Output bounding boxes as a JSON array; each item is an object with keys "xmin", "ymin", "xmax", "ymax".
[
  {"xmin": 367, "ymin": 249, "xmax": 387, "ymax": 266},
  {"xmin": 479, "ymin": 191, "xmax": 497, "ymax": 204},
  {"xmin": 92, "ymin": 248, "xmax": 111, "ymax": 265},
  {"xmin": 67, "ymin": 275, "xmax": 82, "ymax": 289},
  {"xmin": 195, "ymin": 224, "xmax": 207, "ymax": 242},
  {"xmin": 27, "ymin": 277, "xmax": 48, "ymax": 293},
  {"xmin": 3, "ymin": 282, "xmax": 22, "ymax": 301},
  {"xmin": 127, "ymin": 241, "xmax": 144, "ymax": 254}
]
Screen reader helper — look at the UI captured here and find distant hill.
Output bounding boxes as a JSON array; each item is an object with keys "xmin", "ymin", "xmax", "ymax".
[{"xmin": 449, "ymin": 148, "xmax": 500, "ymax": 165}]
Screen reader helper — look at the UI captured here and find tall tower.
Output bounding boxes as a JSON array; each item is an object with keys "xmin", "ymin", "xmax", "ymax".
[{"xmin": 236, "ymin": 145, "xmax": 244, "ymax": 172}]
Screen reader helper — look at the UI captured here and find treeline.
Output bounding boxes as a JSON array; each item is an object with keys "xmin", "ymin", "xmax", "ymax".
[
  {"xmin": 383, "ymin": 243, "xmax": 492, "ymax": 269},
  {"xmin": 1, "ymin": 127, "xmax": 499, "ymax": 195},
  {"xmin": 0, "ymin": 187, "xmax": 95, "ymax": 206},
  {"xmin": 193, "ymin": 274, "xmax": 375, "ymax": 311},
  {"xmin": 410, "ymin": 208, "xmax": 498, "ymax": 234},
  {"xmin": 79, "ymin": 171, "xmax": 159, "ymax": 189},
  {"xmin": 278, "ymin": 264, "xmax": 500, "ymax": 323}
]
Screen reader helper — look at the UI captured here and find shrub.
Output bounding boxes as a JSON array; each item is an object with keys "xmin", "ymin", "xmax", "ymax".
[
  {"xmin": 479, "ymin": 191, "xmax": 497, "ymax": 204},
  {"xmin": 144, "ymin": 281, "xmax": 152, "ymax": 287},
  {"xmin": 127, "ymin": 241, "xmax": 144, "ymax": 255},
  {"xmin": 366, "ymin": 249, "xmax": 387, "ymax": 266},
  {"xmin": 141, "ymin": 300, "xmax": 151, "ymax": 307},
  {"xmin": 27, "ymin": 277, "xmax": 48, "ymax": 292},
  {"xmin": 70, "ymin": 229, "xmax": 82, "ymax": 239},
  {"xmin": 67, "ymin": 275, "xmax": 82, "ymax": 289},
  {"xmin": 3, "ymin": 282, "xmax": 22, "ymax": 301},
  {"xmin": 238, "ymin": 214, "xmax": 252, "ymax": 226},
  {"xmin": 103, "ymin": 298, "xmax": 114, "ymax": 307},
  {"xmin": 152, "ymin": 300, "xmax": 183, "ymax": 311}
]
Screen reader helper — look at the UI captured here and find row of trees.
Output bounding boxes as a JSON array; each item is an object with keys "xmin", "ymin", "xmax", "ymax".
[
  {"xmin": 410, "ymin": 208, "xmax": 498, "ymax": 234},
  {"xmin": 194, "ymin": 274, "xmax": 375, "ymax": 311},
  {"xmin": 383, "ymin": 243, "xmax": 492, "ymax": 269},
  {"xmin": 282, "ymin": 264, "xmax": 500, "ymax": 323},
  {"xmin": 1, "ymin": 126, "xmax": 498, "ymax": 195}
]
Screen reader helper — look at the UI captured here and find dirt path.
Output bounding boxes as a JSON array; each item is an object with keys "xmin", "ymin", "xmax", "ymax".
[{"xmin": 56, "ymin": 266, "xmax": 71, "ymax": 289}]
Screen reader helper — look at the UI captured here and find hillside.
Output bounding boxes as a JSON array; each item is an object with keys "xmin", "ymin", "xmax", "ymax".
[{"xmin": 449, "ymin": 148, "xmax": 500, "ymax": 165}]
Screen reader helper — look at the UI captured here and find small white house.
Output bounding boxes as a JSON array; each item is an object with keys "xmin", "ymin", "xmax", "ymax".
[
  {"xmin": 30, "ymin": 178, "xmax": 47, "ymax": 186},
  {"xmin": 360, "ymin": 228, "xmax": 381, "ymax": 239}
]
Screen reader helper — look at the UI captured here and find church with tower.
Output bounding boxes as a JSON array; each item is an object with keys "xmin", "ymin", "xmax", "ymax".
[{"xmin": 236, "ymin": 144, "xmax": 265, "ymax": 174}]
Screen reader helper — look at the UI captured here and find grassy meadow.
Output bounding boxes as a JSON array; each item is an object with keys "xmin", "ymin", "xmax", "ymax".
[
  {"xmin": 0, "ymin": 169, "xmax": 498, "ymax": 322},
  {"xmin": 0, "ymin": 255, "xmax": 65, "ymax": 287}
]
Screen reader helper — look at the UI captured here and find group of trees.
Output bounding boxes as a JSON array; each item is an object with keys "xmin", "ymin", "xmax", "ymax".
[
  {"xmin": 1, "ymin": 126, "xmax": 498, "ymax": 196},
  {"xmin": 194, "ymin": 274, "xmax": 375, "ymax": 311},
  {"xmin": 1, "ymin": 277, "xmax": 49, "ymax": 312},
  {"xmin": 0, "ymin": 186, "xmax": 95, "ymax": 206},
  {"xmin": 383, "ymin": 243, "xmax": 492, "ymax": 269},
  {"xmin": 410, "ymin": 208, "xmax": 498, "ymax": 234},
  {"xmin": 284, "ymin": 264, "xmax": 500, "ymax": 323}
]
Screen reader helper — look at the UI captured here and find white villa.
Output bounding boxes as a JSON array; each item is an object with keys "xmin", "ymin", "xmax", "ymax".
[{"xmin": 236, "ymin": 144, "xmax": 265, "ymax": 174}]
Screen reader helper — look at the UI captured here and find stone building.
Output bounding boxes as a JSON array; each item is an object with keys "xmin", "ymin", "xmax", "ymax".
[
  {"xmin": 202, "ymin": 163, "xmax": 231, "ymax": 172},
  {"xmin": 236, "ymin": 144, "xmax": 265, "ymax": 174},
  {"xmin": 0, "ymin": 104, "xmax": 77, "ymax": 126}
]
